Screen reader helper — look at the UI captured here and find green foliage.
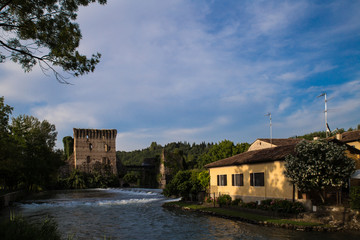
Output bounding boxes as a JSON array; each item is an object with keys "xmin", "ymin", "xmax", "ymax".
[
  {"xmin": 242, "ymin": 201, "xmax": 258, "ymax": 209},
  {"xmin": 198, "ymin": 170, "xmax": 210, "ymax": 191},
  {"xmin": 197, "ymin": 140, "xmax": 249, "ymax": 169},
  {"xmin": 350, "ymin": 186, "xmax": 360, "ymax": 210},
  {"xmin": 284, "ymin": 140, "xmax": 355, "ymax": 203},
  {"xmin": 163, "ymin": 170, "xmax": 203, "ymax": 200},
  {"xmin": 10, "ymin": 115, "xmax": 64, "ymax": 191},
  {"xmin": 0, "ymin": 216, "xmax": 62, "ymax": 240},
  {"xmin": 62, "ymin": 136, "xmax": 74, "ymax": 159},
  {"xmin": 117, "ymin": 140, "xmax": 249, "ymax": 174},
  {"xmin": 231, "ymin": 198, "xmax": 243, "ymax": 206},
  {"xmin": 217, "ymin": 194, "xmax": 232, "ymax": 207},
  {"xmin": 240, "ymin": 199, "xmax": 305, "ymax": 214},
  {"xmin": 123, "ymin": 172, "xmax": 139, "ymax": 184},
  {"xmin": 57, "ymin": 169, "xmax": 119, "ymax": 189},
  {"xmin": 0, "ymin": 98, "xmax": 64, "ymax": 191},
  {"xmin": 0, "ymin": 0, "xmax": 107, "ymax": 82},
  {"xmin": 258, "ymin": 199, "xmax": 305, "ymax": 214}
]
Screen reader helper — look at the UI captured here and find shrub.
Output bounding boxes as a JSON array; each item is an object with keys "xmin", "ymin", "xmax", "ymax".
[
  {"xmin": 265, "ymin": 199, "xmax": 305, "ymax": 214},
  {"xmin": 0, "ymin": 216, "xmax": 62, "ymax": 240},
  {"xmin": 350, "ymin": 186, "xmax": 360, "ymax": 210},
  {"xmin": 217, "ymin": 194, "xmax": 232, "ymax": 207},
  {"xmin": 231, "ymin": 198, "xmax": 243, "ymax": 206},
  {"xmin": 242, "ymin": 201, "xmax": 257, "ymax": 209},
  {"xmin": 258, "ymin": 199, "xmax": 273, "ymax": 210},
  {"xmin": 205, "ymin": 196, "xmax": 213, "ymax": 203},
  {"xmin": 239, "ymin": 199, "xmax": 305, "ymax": 214}
]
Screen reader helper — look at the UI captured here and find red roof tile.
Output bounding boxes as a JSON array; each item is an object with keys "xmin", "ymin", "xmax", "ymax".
[{"xmin": 205, "ymin": 144, "xmax": 297, "ymax": 168}]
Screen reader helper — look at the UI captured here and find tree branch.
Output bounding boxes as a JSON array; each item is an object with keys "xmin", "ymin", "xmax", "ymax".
[
  {"xmin": 0, "ymin": 0, "xmax": 12, "ymax": 12},
  {"xmin": 0, "ymin": 39, "xmax": 71, "ymax": 84}
]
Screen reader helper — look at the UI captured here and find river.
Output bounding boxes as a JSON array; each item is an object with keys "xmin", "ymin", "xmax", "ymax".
[{"xmin": 6, "ymin": 188, "xmax": 360, "ymax": 239}]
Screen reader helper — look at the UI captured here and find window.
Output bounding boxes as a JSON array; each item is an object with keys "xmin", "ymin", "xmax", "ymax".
[
  {"xmin": 86, "ymin": 156, "xmax": 91, "ymax": 164},
  {"xmin": 104, "ymin": 144, "xmax": 111, "ymax": 152},
  {"xmin": 250, "ymin": 172, "xmax": 264, "ymax": 186},
  {"xmin": 232, "ymin": 174, "xmax": 244, "ymax": 186},
  {"xmin": 217, "ymin": 175, "xmax": 227, "ymax": 186},
  {"xmin": 89, "ymin": 143, "xmax": 93, "ymax": 151}
]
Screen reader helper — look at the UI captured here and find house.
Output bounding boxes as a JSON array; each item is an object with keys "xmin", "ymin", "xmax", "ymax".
[
  {"xmin": 333, "ymin": 130, "xmax": 360, "ymax": 150},
  {"xmin": 205, "ymin": 137, "xmax": 360, "ymax": 203},
  {"xmin": 205, "ymin": 143, "xmax": 300, "ymax": 202},
  {"xmin": 247, "ymin": 138, "xmax": 303, "ymax": 151},
  {"xmin": 329, "ymin": 130, "xmax": 360, "ymax": 186}
]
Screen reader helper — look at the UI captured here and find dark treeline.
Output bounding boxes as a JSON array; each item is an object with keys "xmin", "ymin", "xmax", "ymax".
[
  {"xmin": 117, "ymin": 140, "xmax": 250, "ymax": 170},
  {"xmin": 0, "ymin": 97, "xmax": 63, "ymax": 192},
  {"xmin": 117, "ymin": 140, "xmax": 250, "ymax": 197}
]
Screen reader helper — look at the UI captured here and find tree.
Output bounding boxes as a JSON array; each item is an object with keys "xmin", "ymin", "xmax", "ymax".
[
  {"xmin": 163, "ymin": 170, "xmax": 203, "ymax": 200},
  {"xmin": 11, "ymin": 115, "xmax": 63, "ymax": 190},
  {"xmin": 284, "ymin": 140, "xmax": 355, "ymax": 203},
  {"xmin": 62, "ymin": 136, "xmax": 74, "ymax": 159},
  {"xmin": 0, "ymin": 0, "xmax": 107, "ymax": 83},
  {"xmin": 197, "ymin": 140, "xmax": 249, "ymax": 169},
  {"xmin": 0, "ymin": 96, "xmax": 20, "ymax": 189}
]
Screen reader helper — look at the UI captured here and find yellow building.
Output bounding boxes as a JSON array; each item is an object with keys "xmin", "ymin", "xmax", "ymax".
[
  {"xmin": 206, "ymin": 137, "xmax": 360, "ymax": 202},
  {"xmin": 247, "ymin": 138, "xmax": 302, "ymax": 151},
  {"xmin": 329, "ymin": 130, "xmax": 360, "ymax": 185},
  {"xmin": 335, "ymin": 130, "xmax": 360, "ymax": 150},
  {"xmin": 205, "ymin": 144, "xmax": 299, "ymax": 202}
]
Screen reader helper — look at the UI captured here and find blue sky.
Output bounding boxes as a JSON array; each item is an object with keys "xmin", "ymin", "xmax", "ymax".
[{"xmin": 1, "ymin": 0, "xmax": 360, "ymax": 151}]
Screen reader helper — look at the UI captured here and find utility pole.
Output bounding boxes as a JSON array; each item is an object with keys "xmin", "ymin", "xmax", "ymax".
[
  {"xmin": 317, "ymin": 92, "xmax": 330, "ymax": 137},
  {"xmin": 265, "ymin": 112, "xmax": 272, "ymax": 146}
]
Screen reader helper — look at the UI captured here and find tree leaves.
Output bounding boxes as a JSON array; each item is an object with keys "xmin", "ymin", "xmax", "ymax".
[
  {"xmin": 0, "ymin": 0, "xmax": 107, "ymax": 83},
  {"xmin": 284, "ymin": 140, "xmax": 355, "ymax": 200}
]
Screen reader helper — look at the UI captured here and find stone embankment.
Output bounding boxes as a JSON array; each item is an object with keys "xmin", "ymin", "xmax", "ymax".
[
  {"xmin": 300, "ymin": 206, "xmax": 360, "ymax": 231},
  {"xmin": 163, "ymin": 202, "xmax": 360, "ymax": 232}
]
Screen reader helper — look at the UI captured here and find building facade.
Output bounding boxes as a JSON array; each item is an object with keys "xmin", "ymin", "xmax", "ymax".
[
  {"xmin": 73, "ymin": 128, "xmax": 117, "ymax": 174},
  {"xmin": 206, "ymin": 144, "xmax": 298, "ymax": 202}
]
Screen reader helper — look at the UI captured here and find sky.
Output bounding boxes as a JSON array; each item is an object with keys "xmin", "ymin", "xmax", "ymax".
[{"xmin": 1, "ymin": 0, "xmax": 360, "ymax": 151}]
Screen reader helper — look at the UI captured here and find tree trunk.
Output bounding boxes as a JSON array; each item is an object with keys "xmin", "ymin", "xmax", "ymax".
[{"xmin": 319, "ymin": 189, "xmax": 325, "ymax": 204}]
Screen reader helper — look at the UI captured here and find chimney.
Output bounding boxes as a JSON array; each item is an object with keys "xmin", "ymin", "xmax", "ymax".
[{"xmin": 336, "ymin": 133, "xmax": 342, "ymax": 140}]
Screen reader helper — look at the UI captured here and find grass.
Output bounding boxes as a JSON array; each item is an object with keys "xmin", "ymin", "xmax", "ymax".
[
  {"xmin": 0, "ymin": 215, "xmax": 62, "ymax": 240},
  {"xmin": 163, "ymin": 201, "xmax": 323, "ymax": 228}
]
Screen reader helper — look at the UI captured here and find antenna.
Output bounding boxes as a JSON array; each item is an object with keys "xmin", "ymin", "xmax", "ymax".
[
  {"xmin": 265, "ymin": 112, "xmax": 272, "ymax": 146},
  {"xmin": 317, "ymin": 92, "xmax": 330, "ymax": 137}
]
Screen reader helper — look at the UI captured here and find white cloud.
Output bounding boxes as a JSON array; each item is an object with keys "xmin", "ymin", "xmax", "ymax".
[
  {"xmin": 32, "ymin": 102, "xmax": 100, "ymax": 129},
  {"xmin": 1, "ymin": 0, "xmax": 360, "ymax": 151},
  {"xmin": 278, "ymin": 98, "xmax": 292, "ymax": 112}
]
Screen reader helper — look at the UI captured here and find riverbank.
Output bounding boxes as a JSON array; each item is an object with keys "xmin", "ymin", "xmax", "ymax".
[
  {"xmin": 0, "ymin": 191, "xmax": 28, "ymax": 209},
  {"xmin": 162, "ymin": 201, "xmax": 360, "ymax": 232}
]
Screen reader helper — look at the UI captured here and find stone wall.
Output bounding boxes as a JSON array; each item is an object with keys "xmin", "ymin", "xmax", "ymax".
[{"xmin": 73, "ymin": 128, "xmax": 117, "ymax": 174}]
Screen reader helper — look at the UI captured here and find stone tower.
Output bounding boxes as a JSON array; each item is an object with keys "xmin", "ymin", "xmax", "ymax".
[{"xmin": 73, "ymin": 128, "xmax": 117, "ymax": 174}]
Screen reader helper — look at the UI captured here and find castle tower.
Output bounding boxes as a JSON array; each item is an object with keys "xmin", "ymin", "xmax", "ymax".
[{"xmin": 73, "ymin": 128, "xmax": 117, "ymax": 175}]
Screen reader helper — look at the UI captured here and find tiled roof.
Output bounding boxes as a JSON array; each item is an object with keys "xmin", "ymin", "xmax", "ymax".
[
  {"xmin": 340, "ymin": 130, "xmax": 360, "ymax": 143},
  {"xmin": 256, "ymin": 138, "xmax": 303, "ymax": 146},
  {"xmin": 204, "ymin": 144, "xmax": 297, "ymax": 168}
]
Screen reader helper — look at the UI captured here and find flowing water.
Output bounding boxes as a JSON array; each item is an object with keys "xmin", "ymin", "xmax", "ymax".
[{"xmin": 7, "ymin": 188, "xmax": 360, "ymax": 239}]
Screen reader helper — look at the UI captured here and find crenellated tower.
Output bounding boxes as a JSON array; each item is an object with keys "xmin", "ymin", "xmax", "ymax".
[{"xmin": 73, "ymin": 128, "xmax": 117, "ymax": 174}]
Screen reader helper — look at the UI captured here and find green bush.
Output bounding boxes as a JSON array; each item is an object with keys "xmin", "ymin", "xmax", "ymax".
[
  {"xmin": 239, "ymin": 199, "xmax": 305, "ymax": 214},
  {"xmin": 258, "ymin": 199, "xmax": 273, "ymax": 210},
  {"xmin": 205, "ymin": 196, "xmax": 213, "ymax": 203},
  {"xmin": 0, "ymin": 216, "xmax": 62, "ymax": 240},
  {"xmin": 242, "ymin": 201, "xmax": 258, "ymax": 209},
  {"xmin": 231, "ymin": 198, "xmax": 243, "ymax": 206},
  {"xmin": 350, "ymin": 186, "xmax": 360, "ymax": 210},
  {"xmin": 217, "ymin": 194, "xmax": 232, "ymax": 207}
]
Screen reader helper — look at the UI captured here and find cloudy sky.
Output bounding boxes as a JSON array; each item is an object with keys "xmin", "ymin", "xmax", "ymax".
[{"xmin": 1, "ymin": 0, "xmax": 360, "ymax": 151}]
